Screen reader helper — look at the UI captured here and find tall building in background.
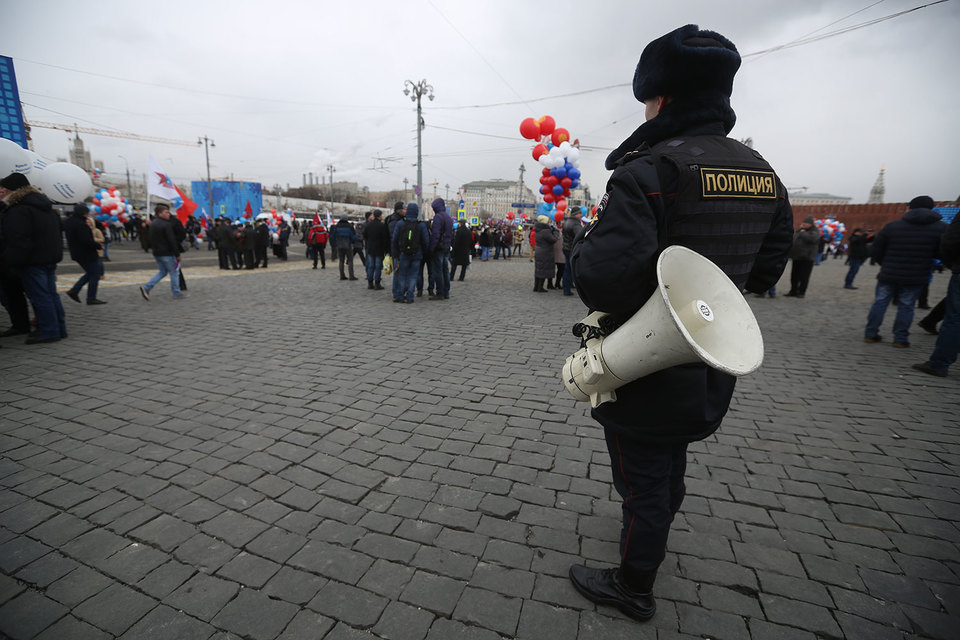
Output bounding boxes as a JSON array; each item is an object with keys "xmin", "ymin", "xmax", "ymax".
[
  {"xmin": 462, "ymin": 179, "xmax": 536, "ymax": 219},
  {"xmin": 69, "ymin": 133, "xmax": 93, "ymax": 171},
  {"xmin": 867, "ymin": 168, "xmax": 885, "ymax": 204},
  {"xmin": 0, "ymin": 56, "xmax": 28, "ymax": 148}
]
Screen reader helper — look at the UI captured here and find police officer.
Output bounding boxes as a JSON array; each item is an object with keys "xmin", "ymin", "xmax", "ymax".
[{"xmin": 568, "ymin": 25, "xmax": 794, "ymax": 621}]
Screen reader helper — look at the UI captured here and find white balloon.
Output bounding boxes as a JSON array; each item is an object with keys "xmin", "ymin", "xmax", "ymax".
[
  {"xmin": 22, "ymin": 150, "xmax": 49, "ymax": 175},
  {"xmin": 0, "ymin": 137, "xmax": 30, "ymax": 176},
  {"xmin": 33, "ymin": 162, "xmax": 94, "ymax": 204},
  {"xmin": 559, "ymin": 141, "xmax": 572, "ymax": 153}
]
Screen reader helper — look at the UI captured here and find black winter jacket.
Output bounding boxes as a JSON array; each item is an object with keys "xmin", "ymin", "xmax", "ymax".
[
  {"xmin": 940, "ymin": 214, "xmax": 960, "ymax": 273},
  {"xmin": 64, "ymin": 213, "xmax": 101, "ymax": 263},
  {"xmin": 363, "ymin": 219, "xmax": 390, "ymax": 257},
  {"xmin": 570, "ymin": 111, "xmax": 792, "ymax": 446},
  {"xmin": 1, "ymin": 186, "xmax": 63, "ymax": 267},
  {"xmin": 871, "ymin": 208, "xmax": 947, "ymax": 285},
  {"xmin": 847, "ymin": 232, "xmax": 871, "ymax": 261},
  {"xmin": 148, "ymin": 216, "xmax": 181, "ymax": 257}
]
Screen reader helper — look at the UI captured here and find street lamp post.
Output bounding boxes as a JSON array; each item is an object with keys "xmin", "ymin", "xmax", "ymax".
[
  {"xmin": 327, "ymin": 164, "xmax": 335, "ymax": 219},
  {"xmin": 118, "ymin": 155, "xmax": 133, "ymax": 204},
  {"xmin": 403, "ymin": 79, "xmax": 434, "ymax": 212},
  {"xmin": 198, "ymin": 136, "xmax": 215, "ymax": 219}
]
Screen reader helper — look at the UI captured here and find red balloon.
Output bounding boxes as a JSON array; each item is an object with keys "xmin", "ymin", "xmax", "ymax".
[
  {"xmin": 539, "ymin": 176, "xmax": 548, "ymax": 185},
  {"xmin": 92, "ymin": 197, "xmax": 101, "ymax": 205},
  {"xmin": 560, "ymin": 177, "xmax": 572, "ymax": 188},
  {"xmin": 543, "ymin": 193, "xmax": 555, "ymax": 203},
  {"xmin": 540, "ymin": 185, "xmax": 549, "ymax": 194},
  {"xmin": 538, "ymin": 115, "xmax": 556, "ymax": 136},
  {"xmin": 532, "ymin": 143, "xmax": 548, "ymax": 161},
  {"xmin": 519, "ymin": 117, "xmax": 541, "ymax": 140},
  {"xmin": 557, "ymin": 200, "xmax": 568, "ymax": 211},
  {"xmin": 551, "ymin": 128, "xmax": 570, "ymax": 146},
  {"xmin": 562, "ymin": 188, "xmax": 571, "ymax": 197},
  {"xmin": 506, "ymin": 211, "xmax": 515, "ymax": 219},
  {"xmin": 554, "ymin": 211, "xmax": 564, "ymax": 223},
  {"xmin": 547, "ymin": 176, "xmax": 559, "ymax": 187},
  {"xmin": 542, "ymin": 167, "xmax": 551, "ymax": 177}
]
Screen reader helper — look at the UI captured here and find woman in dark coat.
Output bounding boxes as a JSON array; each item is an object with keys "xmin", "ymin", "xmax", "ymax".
[
  {"xmin": 533, "ymin": 215, "xmax": 558, "ymax": 292},
  {"xmin": 450, "ymin": 222, "xmax": 473, "ymax": 281}
]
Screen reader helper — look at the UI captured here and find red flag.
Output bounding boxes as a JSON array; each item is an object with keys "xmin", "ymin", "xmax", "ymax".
[
  {"xmin": 174, "ymin": 184, "xmax": 198, "ymax": 225},
  {"xmin": 312, "ymin": 213, "xmax": 322, "ymax": 225}
]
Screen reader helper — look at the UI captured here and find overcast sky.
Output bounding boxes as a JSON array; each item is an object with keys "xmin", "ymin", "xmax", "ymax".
[{"xmin": 4, "ymin": 0, "xmax": 958, "ymax": 205}]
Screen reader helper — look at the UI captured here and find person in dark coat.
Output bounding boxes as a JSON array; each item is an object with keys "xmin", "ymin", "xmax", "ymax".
[
  {"xmin": 843, "ymin": 227, "xmax": 871, "ymax": 289},
  {"xmin": 0, "ymin": 191, "xmax": 31, "ymax": 337},
  {"xmin": 784, "ymin": 216, "xmax": 820, "ymax": 297},
  {"xmin": 216, "ymin": 219, "xmax": 239, "ymax": 269},
  {"xmin": 391, "ymin": 203, "xmax": 429, "ymax": 303},
  {"xmin": 277, "ymin": 220, "xmax": 291, "ymax": 261},
  {"xmin": 0, "ymin": 172, "xmax": 67, "ymax": 343},
  {"xmin": 864, "ymin": 195, "xmax": 947, "ymax": 347},
  {"xmin": 241, "ymin": 223, "xmax": 257, "ymax": 269},
  {"xmin": 450, "ymin": 221, "xmax": 473, "ymax": 281},
  {"xmin": 533, "ymin": 215, "xmax": 558, "ymax": 292},
  {"xmin": 140, "ymin": 204, "xmax": 186, "ymax": 300},
  {"xmin": 362, "ymin": 209, "xmax": 389, "ymax": 289},
  {"xmin": 913, "ymin": 211, "xmax": 960, "ymax": 376},
  {"xmin": 255, "ymin": 220, "xmax": 271, "ymax": 268},
  {"xmin": 566, "ymin": 25, "xmax": 793, "ymax": 621},
  {"xmin": 64, "ymin": 203, "xmax": 106, "ymax": 305},
  {"xmin": 427, "ymin": 198, "xmax": 453, "ymax": 299},
  {"xmin": 332, "ymin": 215, "xmax": 358, "ymax": 280}
]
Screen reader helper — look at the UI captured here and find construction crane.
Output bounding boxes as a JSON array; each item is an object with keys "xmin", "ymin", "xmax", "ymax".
[{"xmin": 27, "ymin": 121, "xmax": 196, "ymax": 147}]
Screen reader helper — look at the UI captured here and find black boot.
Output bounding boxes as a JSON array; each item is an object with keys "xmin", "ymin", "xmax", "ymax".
[
  {"xmin": 368, "ymin": 280, "xmax": 374, "ymax": 289},
  {"xmin": 569, "ymin": 565, "xmax": 656, "ymax": 621}
]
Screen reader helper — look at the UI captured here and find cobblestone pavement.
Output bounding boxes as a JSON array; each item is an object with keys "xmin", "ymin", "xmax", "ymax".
[{"xmin": 1, "ymin": 252, "xmax": 956, "ymax": 640}]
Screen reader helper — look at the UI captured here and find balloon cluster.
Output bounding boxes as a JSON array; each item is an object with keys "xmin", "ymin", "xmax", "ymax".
[
  {"xmin": 0, "ymin": 138, "xmax": 93, "ymax": 204},
  {"xmin": 815, "ymin": 217, "xmax": 845, "ymax": 242},
  {"xmin": 519, "ymin": 115, "xmax": 582, "ymax": 215},
  {"xmin": 92, "ymin": 186, "xmax": 132, "ymax": 223}
]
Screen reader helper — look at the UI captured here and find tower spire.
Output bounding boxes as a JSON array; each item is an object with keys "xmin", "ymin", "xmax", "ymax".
[{"xmin": 868, "ymin": 167, "xmax": 885, "ymax": 204}]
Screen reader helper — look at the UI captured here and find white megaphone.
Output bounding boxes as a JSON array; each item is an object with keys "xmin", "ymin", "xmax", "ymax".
[{"xmin": 562, "ymin": 245, "xmax": 764, "ymax": 407}]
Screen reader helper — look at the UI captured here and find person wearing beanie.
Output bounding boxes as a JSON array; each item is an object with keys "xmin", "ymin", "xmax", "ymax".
[
  {"xmin": 0, "ymin": 172, "xmax": 68, "ymax": 343},
  {"xmin": 844, "ymin": 227, "xmax": 872, "ymax": 289},
  {"xmin": 332, "ymin": 215, "xmax": 358, "ymax": 280},
  {"xmin": 533, "ymin": 214, "xmax": 558, "ymax": 292},
  {"xmin": 567, "ymin": 25, "xmax": 794, "ymax": 622},
  {"xmin": 390, "ymin": 203, "xmax": 429, "ymax": 303},
  {"xmin": 784, "ymin": 216, "xmax": 820, "ymax": 297},
  {"xmin": 428, "ymin": 198, "xmax": 453, "ymax": 300},
  {"xmin": 362, "ymin": 209, "xmax": 390, "ymax": 288},
  {"xmin": 863, "ymin": 195, "xmax": 947, "ymax": 347},
  {"xmin": 63, "ymin": 203, "xmax": 107, "ymax": 305}
]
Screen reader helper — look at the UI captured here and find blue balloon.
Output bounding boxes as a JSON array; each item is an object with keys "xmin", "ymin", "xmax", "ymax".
[
  {"xmin": 552, "ymin": 184, "xmax": 564, "ymax": 196},
  {"xmin": 93, "ymin": 205, "xmax": 102, "ymax": 214},
  {"xmin": 569, "ymin": 168, "xmax": 581, "ymax": 180},
  {"xmin": 570, "ymin": 179, "xmax": 579, "ymax": 189}
]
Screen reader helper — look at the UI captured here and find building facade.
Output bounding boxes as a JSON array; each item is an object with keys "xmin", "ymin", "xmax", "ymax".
[{"xmin": 461, "ymin": 179, "xmax": 537, "ymax": 220}]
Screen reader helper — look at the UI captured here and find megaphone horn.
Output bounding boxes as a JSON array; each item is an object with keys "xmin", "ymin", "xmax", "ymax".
[{"xmin": 562, "ymin": 245, "xmax": 764, "ymax": 407}]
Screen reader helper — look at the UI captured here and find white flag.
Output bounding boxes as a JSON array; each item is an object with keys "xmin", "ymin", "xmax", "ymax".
[{"xmin": 147, "ymin": 157, "xmax": 181, "ymax": 202}]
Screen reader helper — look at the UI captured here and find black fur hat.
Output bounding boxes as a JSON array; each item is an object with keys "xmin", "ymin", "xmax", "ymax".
[
  {"xmin": 0, "ymin": 172, "xmax": 29, "ymax": 190},
  {"xmin": 908, "ymin": 195, "xmax": 935, "ymax": 210},
  {"xmin": 633, "ymin": 24, "xmax": 741, "ymax": 102}
]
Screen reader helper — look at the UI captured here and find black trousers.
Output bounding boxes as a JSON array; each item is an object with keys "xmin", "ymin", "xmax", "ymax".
[
  {"xmin": 604, "ymin": 427, "xmax": 688, "ymax": 574},
  {"xmin": 0, "ymin": 268, "xmax": 30, "ymax": 331},
  {"xmin": 789, "ymin": 259, "xmax": 814, "ymax": 295}
]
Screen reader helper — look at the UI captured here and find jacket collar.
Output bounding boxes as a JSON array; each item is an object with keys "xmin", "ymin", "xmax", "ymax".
[{"xmin": 2, "ymin": 185, "xmax": 41, "ymax": 207}]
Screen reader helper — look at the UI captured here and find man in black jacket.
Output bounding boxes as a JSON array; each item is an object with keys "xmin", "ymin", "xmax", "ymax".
[
  {"xmin": 363, "ymin": 209, "xmax": 389, "ymax": 289},
  {"xmin": 863, "ymin": 196, "xmax": 947, "ymax": 347},
  {"xmin": 913, "ymin": 211, "xmax": 960, "ymax": 376},
  {"xmin": 0, "ymin": 172, "xmax": 68, "ymax": 343},
  {"xmin": 63, "ymin": 203, "xmax": 106, "ymax": 305},
  {"xmin": 140, "ymin": 204, "xmax": 186, "ymax": 300},
  {"xmin": 567, "ymin": 25, "xmax": 793, "ymax": 621},
  {"xmin": 843, "ymin": 227, "xmax": 871, "ymax": 289}
]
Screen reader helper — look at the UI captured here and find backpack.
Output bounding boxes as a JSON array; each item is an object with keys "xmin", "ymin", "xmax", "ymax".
[{"xmin": 400, "ymin": 221, "xmax": 421, "ymax": 255}]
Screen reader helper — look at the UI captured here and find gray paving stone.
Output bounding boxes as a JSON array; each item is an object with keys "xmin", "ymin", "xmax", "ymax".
[
  {"xmin": 33, "ymin": 614, "xmax": 112, "ymax": 640},
  {"xmin": 276, "ymin": 609, "xmax": 335, "ymax": 640},
  {"xmin": 453, "ymin": 586, "xmax": 523, "ymax": 637},
  {"xmin": 163, "ymin": 573, "xmax": 240, "ymax": 621},
  {"xmin": 372, "ymin": 600, "xmax": 436, "ymax": 640},
  {"xmin": 72, "ymin": 582, "xmax": 157, "ymax": 636},
  {"xmin": 117, "ymin": 605, "xmax": 214, "ymax": 640},
  {"xmin": 173, "ymin": 533, "xmax": 239, "ymax": 573},
  {"xmin": 308, "ymin": 581, "xmax": 388, "ymax": 627},
  {"xmin": 0, "ymin": 590, "xmax": 68, "ymax": 639},
  {"xmin": 212, "ymin": 587, "xmax": 299, "ymax": 640}
]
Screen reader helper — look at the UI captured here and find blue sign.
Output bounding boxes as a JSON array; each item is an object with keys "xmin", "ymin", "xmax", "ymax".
[
  {"xmin": 511, "ymin": 203, "xmax": 536, "ymax": 208},
  {"xmin": 935, "ymin": 207, "xmax": 957, "ymax": 224},
  {"xmin": 191, "ymin": 180, "xmax": 263, "ymax": 221},
  {"xmin": 0, "ymin": 56, "xmax": 28, "ymax": 148}
]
